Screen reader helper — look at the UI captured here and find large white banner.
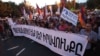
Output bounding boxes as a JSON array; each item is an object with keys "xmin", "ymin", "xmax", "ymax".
[
  {"xmin": 60, "ymin": 8, "xmax": 78, "ymax": 26},
  {"xmin": 11, "ymin": 25, "xmax": 87, "ymax": 56}
]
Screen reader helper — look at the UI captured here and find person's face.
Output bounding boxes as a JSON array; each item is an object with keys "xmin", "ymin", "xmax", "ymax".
[
  {"xmin": 67, "ymin": 25, "xmax": 72, "ymax": 31},
  {"xmin": 85, "ymin": 24, "xmax": 92, "ymax": 31},
  {"xmin": 60, "ymin": 21, "xmax": 64, "ymax": 25},
  {"xmin": 49, "ymin": 23, "xmax": 54, "ymax": 29}
]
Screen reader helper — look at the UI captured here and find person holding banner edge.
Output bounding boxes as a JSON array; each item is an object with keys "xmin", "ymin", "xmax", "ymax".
[{"xmin": 80, "ymin": 23, "xmax": 98, "ymax": 56}]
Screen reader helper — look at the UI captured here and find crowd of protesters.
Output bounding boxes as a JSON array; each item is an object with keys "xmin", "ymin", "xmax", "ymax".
[
  {"xmin": 0, "ymin": 18, "xmax": 12, "ymax": 41},
  {"xmin": 0, "ymin": 9, "xmax": 100, "ymax": 56},
  {"xmin": 13, "ymin": 10, "xmax": 100, "ymax": 56}
]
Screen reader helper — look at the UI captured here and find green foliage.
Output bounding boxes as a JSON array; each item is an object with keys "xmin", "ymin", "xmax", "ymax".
[
  {"xmin": 87, "ymin": 0, "xmax": 100, "ymax": 9},
  {"xmin": 0, "ymin": 1, "xmax": 22, "ymax": 17}
]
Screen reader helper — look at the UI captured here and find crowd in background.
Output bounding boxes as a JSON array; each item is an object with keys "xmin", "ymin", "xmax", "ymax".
[
  {"xmin": 14, "ymin": 10, "xmax": 100, "ymax": 35},
  {"xmin": 0, "ymin": 19, "xmax": 12, "ymax": 40}
]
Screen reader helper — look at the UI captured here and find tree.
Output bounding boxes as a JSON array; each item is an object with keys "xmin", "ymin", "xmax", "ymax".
[
  {"xmin": 0, "ymin": 2, "xmax": 12, "ymax": 17},
  {"xmin": 0, "ymin": 1, "xmax": 23, "ymax": 17},
  {"xmin": 8, "ymin": 2, "xmax": 22, "ymax": 17},
  {"xmin": 87, "ymin": 0, "xmax": 100, "ymax": 9}
]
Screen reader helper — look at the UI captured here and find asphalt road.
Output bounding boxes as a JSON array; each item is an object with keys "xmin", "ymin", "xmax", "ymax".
[
  {"xmin": 0, "ymin": 36, "xmax": 100, "ymax": 56},
  {"xmin": 0, "ymin": 36, "xmax": 61, "ymax": 56}
]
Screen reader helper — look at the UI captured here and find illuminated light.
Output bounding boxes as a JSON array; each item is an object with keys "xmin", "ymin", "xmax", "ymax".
[
  {"xmin": 56, "ymin": 1, "xmax": 60, "ymax": 7},
  {"xmin": 49, "ymin": 5, "xmax": 51, "ymax": 10}
]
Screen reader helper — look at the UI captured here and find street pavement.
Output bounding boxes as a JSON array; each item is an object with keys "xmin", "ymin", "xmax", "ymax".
[
  {"xmin": 0, "ymin": 36, "xmax": 61, "ymax": 56},
  {"xmin": 0, "ymin": 36, "xmax": 100, "ymax": 56}
]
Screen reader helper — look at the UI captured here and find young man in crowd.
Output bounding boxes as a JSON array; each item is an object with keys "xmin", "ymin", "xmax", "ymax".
[{"xmin": 80, "ymin": 23, "xmax": 98, "ymax": 56}]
